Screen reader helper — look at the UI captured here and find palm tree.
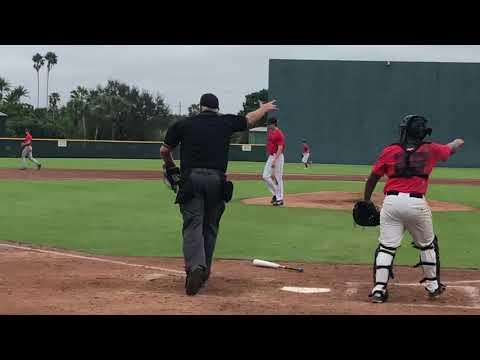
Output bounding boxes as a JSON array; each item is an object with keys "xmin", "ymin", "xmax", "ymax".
[
  {"xmin": 70, "ymin": 86, "xmax": 89, "ymax": 139},
  {"xmin": 32, "ymin": 53, "xmax": 45, "ymax": 108},
  {"xmin": 5, "ymin": 86, "xmax": 29, "ymax": 104},
  {"xmin": 49, "ymin": 92, "xmax": 60, "ymax": 109},
  {"xmin": 0, "ymin": 77, "xmax": 11, "ymax": 102},
  {"xmin": 49, "ymin": 92, "xmax": 60, "ymax": 121},
  {"xmin": 45, "ymin": 52, "xmax": 58, "ymax": 108}
]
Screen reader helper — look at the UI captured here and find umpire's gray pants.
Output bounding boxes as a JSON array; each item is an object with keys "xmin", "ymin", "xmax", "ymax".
[{"xmin": 179, "ymin": 168, "xmax": 226, "ymax": 273}]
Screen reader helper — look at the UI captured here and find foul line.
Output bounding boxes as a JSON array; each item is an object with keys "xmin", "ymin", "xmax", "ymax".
[{"xmin": 0, "ymin": 243, "xmax": 185, "ymax": 277}]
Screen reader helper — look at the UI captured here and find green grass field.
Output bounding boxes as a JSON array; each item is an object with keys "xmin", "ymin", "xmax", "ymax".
[
  {"xmin": 1, "ymin": 174, "xmax": 478, "ymax": 268},
  {"xmin": 1, "ymin": 157, "xmax": 480, "ymax": 179}
]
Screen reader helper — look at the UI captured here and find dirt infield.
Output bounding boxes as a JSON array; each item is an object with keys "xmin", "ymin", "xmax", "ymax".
[
  {"xmin": 1, "ymin": 242, "xmax": 480, "ymax": 314},
  {"xmin": 1, "ymin": 168, "xmax": 480, "ymax": 186},
  {"xmin": 242, "ymin": 191, "xmax": 478, "ymax": 212}
]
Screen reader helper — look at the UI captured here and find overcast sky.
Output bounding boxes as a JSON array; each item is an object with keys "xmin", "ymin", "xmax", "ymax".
[{"xmin": 1, "ymin": 45, "xmax": 480, "ymax": 114}]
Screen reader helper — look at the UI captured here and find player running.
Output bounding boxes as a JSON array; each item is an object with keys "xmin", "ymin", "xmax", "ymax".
[
  {"xmin": 301, "ymin": 139, "xmax": 311, "ymax": 168},
  {"xmin": 20, "ymin": 128, "xmax": 42, "ymax": 170}
]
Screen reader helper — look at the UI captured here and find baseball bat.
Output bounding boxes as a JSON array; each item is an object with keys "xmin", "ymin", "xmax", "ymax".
[{"xmin": 252, "ymin": 259, "xmax": 304, "ymax": 273}]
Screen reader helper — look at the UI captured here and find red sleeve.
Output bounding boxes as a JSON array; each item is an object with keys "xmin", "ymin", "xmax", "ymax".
[
  {"xmin": 371, "ymin": 147, "xmax": 390, "ymax": 177},
  {"xmin": 429, "ymin": 143, "xmax": 451, "ymax": 162},
  {"xmin": 274, "ymin": 130, "xmax": 285, "ymax": 147}
]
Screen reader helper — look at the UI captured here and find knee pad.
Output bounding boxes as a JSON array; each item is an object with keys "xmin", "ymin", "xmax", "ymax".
[
  {"xmin": 413, "ymin": 235, "xmax": 443, "ymax": 291},
  {"xmin": 372, "ymin": 244, "xmax": 397, "ymax": 291}
]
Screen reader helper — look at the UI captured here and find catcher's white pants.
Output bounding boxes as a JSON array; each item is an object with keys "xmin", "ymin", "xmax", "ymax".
[
  {"xmin": 372, "ymin": 192, "xmax": 439, "ymax": 294},
  {"xmin": 379, "ymin": 193, "xmax": 434, "ymax": 249},
  {"xmin": 302, "ymin": 152, "xmax": 310, "ymax": 164},
  {"xmin": 262, "ymin": 154, "xmax": 284, "ymax": 201},
  {"xmin": 21, "ymin": 146, "xmax": 40, "ymax": 168}
]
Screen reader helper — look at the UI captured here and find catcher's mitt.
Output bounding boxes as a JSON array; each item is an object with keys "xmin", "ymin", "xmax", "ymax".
[
  {"xmin": 352, "ymin": 200, "xmax": 380, "ymax": 227},
  {"xmin": 162, "ymin": 165, "xmax": 181, "ymax": 193}
]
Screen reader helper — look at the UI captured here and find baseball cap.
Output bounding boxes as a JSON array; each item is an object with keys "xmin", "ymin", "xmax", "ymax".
[
  {"xmin": 267, "ymin": 117, "xmax": 278, "ymax": 125},
  {"xmin": 200, "ymin": 93, "xmax": 219, "ymax": 110}
]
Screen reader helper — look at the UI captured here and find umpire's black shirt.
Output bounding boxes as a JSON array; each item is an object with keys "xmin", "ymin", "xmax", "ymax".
[{"xmin": 164, "ymin": 111, "xmax": 247, "ymax": 174}]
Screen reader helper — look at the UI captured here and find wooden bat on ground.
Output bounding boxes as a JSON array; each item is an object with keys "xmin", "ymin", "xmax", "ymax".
[{"xmin": 253, "ymin": 259, "xmax": 304, "ymax": 272}]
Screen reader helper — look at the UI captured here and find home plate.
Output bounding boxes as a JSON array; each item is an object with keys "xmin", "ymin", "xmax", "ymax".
[{"xmin": 281, "ymin": 286, "xmax": 331, "ymax": 294}]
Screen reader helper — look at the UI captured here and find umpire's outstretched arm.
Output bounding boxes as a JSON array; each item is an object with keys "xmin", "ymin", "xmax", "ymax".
[{"xmin": 159, "ymin": 100, "xmax": 278, "ymax": 163}]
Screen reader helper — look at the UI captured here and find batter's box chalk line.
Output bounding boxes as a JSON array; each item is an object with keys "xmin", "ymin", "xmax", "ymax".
[
  {"xmin": 345, "ymin": 281, "xmax": 480, "ymax": 310},
  {"xmin": 0, "ymin": 243, "xmax": 186, "ymax": 277}
]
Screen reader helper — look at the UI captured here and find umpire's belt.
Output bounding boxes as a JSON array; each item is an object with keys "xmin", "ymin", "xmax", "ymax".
[
  {"xmin": 190, "ymin": 168, "xmax": 225, "ymax": 176},
  {"xmin": 385, "ymin": 191, "xmax": 424, "ymax": 199}
]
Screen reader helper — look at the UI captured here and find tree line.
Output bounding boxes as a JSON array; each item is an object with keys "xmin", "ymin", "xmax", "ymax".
[{"xmin": 0, "ymin": 52, "xmax": 268, "ymax": 142}]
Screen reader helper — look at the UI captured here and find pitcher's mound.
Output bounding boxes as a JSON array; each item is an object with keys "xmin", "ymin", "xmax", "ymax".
[{"xmin": 241, "ymin": 191, "xmax": 477, "ymax": 212}]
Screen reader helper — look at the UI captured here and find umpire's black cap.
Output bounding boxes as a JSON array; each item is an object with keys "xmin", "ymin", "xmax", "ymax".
[{"xmin": 200, "ymin": 93, "xmax": 219, "ymax": 110}]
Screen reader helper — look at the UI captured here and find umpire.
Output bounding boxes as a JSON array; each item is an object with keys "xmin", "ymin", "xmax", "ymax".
[{"xmin": 160, "ymin": 93, "xmax": 277, "ymax": 296}]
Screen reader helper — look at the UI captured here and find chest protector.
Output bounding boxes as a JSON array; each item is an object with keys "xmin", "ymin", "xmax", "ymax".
[{"xmin": 389, "ymin": 142, "xmax": 431, "ymax": 179}]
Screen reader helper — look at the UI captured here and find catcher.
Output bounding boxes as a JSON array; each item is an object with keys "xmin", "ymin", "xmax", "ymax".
[
  {"xmin": 161, "ymin": 94, "xmax": 278, "ymax": 296},
  {"xmin": 354, "ymin": 115, "xmax": 464, "ymax": 303}
]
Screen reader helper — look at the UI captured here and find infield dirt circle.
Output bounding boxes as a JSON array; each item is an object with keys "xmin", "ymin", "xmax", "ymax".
[{"xmin": 242, "ymin": 191, "xmax": 478, "ymax": 212}]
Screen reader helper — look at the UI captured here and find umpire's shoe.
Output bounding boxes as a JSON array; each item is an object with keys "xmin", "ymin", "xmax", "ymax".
[
  {"xmin": 370, "ymin": 290, "xmax": 389, "ymax": 303},
  {"xmin": 200, "ymin": 268, "xmax": 211, "ymax": 288},
  {"xmin": 185, "ymin": 265, "xmax": 206, "ymax": 296}
]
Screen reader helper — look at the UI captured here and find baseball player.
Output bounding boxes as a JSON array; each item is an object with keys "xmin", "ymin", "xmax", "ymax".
[
  {"xmin": 363, "ymin": 115, "xmax": 464, "ymax": 303},
  {"xmin": 20, "ymin": 128, "xmax": 41, "ymax": 170},
  {"xmin": 262, "ymin": 117, "xmax": 286, "ymax": 206},
  {"xmin": 301, "ymin": 139, "xmax": 311, "ymax": 168}
]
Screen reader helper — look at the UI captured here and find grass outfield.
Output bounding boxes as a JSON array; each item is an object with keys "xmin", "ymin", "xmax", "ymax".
[
  {"xmin": 1, "ymin": 157, "xmax": 480, "ymax": 179},
  {"xmin": 1, "ymin": 179, "xmax": 478, "ymax": 268}
]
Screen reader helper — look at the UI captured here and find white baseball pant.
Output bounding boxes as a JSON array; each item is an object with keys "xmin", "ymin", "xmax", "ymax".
[
  {"xmin": 21, "ymin": 146, "xmax": 41, "ymax": 169},
  {"xmin": 372, "ymin": 192, "xmax": 440, "ymax": 294},
  {"xmin": 301, "ymin": 152, "xmax": 310, "ymax": 164},
  {"xmin": 262, "ymin": 154, "xmax": 284, "ymax": 201}
]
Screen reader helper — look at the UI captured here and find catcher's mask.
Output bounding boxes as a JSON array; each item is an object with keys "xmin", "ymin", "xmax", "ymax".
[{"xmin": 399, "ymin": 115, "xmax": 432, "ymax": 144}]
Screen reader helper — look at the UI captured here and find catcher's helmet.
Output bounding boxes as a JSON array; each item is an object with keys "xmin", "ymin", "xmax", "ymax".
[{"xmin": 399, "ymin": 114, "xmax": 432, "ymax": 143}]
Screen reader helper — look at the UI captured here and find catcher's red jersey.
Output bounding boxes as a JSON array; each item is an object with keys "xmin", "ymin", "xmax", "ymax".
[{"xmin": 372, "ymin": 142, "xmax": 451, "ymax": 194}]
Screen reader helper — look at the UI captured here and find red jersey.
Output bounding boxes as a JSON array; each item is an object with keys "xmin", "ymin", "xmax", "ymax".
[
  {"xmin": 302, "ymin": 143, "xmax": 310, "ymax": 154},
  {"xmin": 23, "ymin": 133, "xmax": 33, "ymax": 146},
  {"xmin": 267, "ymin": 128, "xmax": 286, "ymax": 155},
  {"xmin": 372, "ymin": 142, "xmax": 451, "ymax": 194}
]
